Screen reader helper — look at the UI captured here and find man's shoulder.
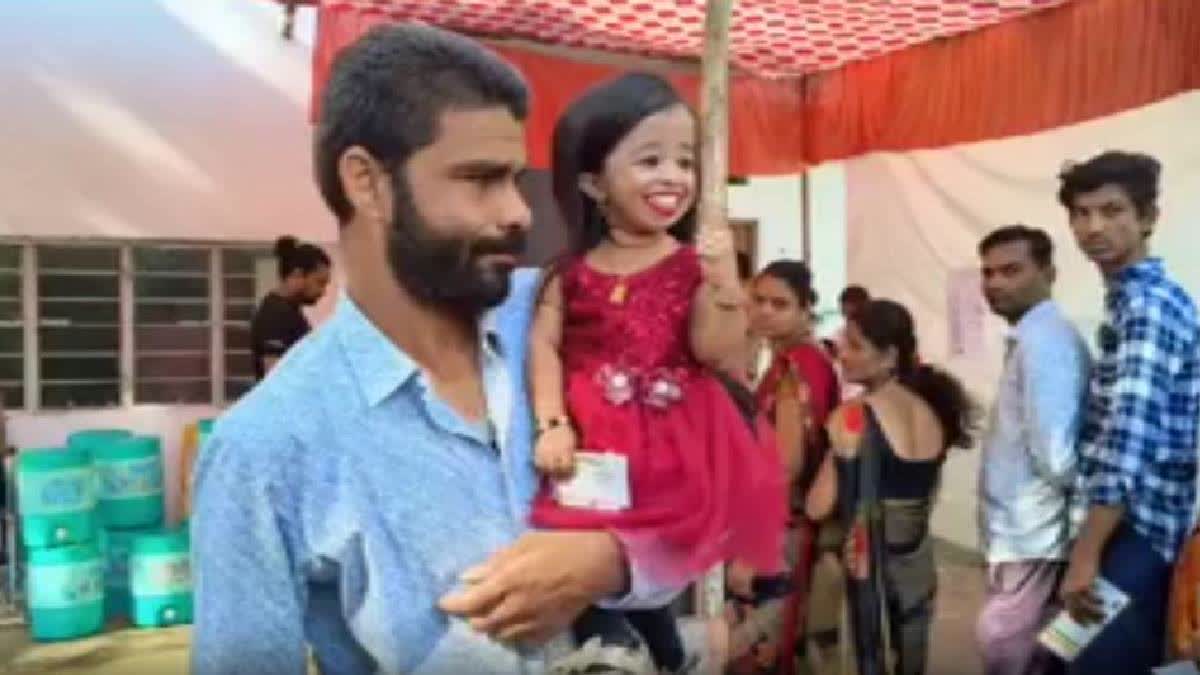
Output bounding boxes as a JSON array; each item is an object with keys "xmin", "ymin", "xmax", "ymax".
[
  {"xmin": 490, "ymin": 267, "xmax": 541, "ymax": 343},
  {"xmin": 213, "ymin": 327, "xmax": 348, "ymax": 458},
  {"xmin": 1019, "ymin": 303, "xmax": 1088, "ymax": 354},
  {"xmin": 1125, "ymin": 273, "xmax": 1199, "ymax": 335},
  {"xmin": 253, "ymin": 292, "xmax": 291, "ymax": 322}
]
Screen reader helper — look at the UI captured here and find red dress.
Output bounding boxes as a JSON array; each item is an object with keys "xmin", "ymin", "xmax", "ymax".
[{"xmin": 529, "ymin": 246, "xmax": 788, "ymax": 586}]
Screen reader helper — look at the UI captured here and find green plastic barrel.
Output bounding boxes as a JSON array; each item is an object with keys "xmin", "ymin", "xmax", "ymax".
[
  {"xmin": 129, "ymin": 530, "xmax": 192, "ymax": 628},
  {"xmin": 92, "ymin": 436, "xmax": 164, "ymax": 530},
  {"xmin": 16, "ymin": 448, "xmax": 97, "ymax": 549},
  {"xmin": 97, "ymin": 526, "xmax": 157, "ymax": 621},
  {"xmin": 67, "ymin": 429, "xmax": 133, "ymax": 458},
  {"xmin": 25, "ymin": 544, "xmax": 105, "ymax": 641},
  {"xmin": 197, "ymin": 418, "xmax": 215, "ymax": 457}
]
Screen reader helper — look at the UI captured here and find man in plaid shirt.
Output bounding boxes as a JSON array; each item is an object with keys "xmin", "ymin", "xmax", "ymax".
[{"xmin": 1059, "ymin": 151, "xmax": 1200, "ymax": 673}]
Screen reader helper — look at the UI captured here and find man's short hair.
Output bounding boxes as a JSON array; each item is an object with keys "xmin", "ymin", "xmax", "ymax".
[
  {"xmin": 978, "ymin": 224, "xmax": 1054, "ymax": 269},
  {"xmin": 314, "ymin": 24, "xmax": 529, "ymax": 223},
  {"xmin": 1057, "ymin": 151, "xmax": 1161, "ymax": 219},
  {"xmin": 839, "ymin": 285, "xmax": 870, "ymax": 306}
]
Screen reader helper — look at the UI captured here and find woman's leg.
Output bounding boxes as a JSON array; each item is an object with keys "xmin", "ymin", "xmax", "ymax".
[
  {"xmin": 572, "ymin": 606, "xmax": 642, "ymax": 651},
  {"xmin": 626, "ymin": 605, "xmax": 686, "ymax": 671}
]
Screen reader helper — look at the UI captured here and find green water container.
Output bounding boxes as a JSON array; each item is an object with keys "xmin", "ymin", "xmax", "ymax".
[
  {"xmin": 25, "ymin": 544, "xmax": 105, "ymax": 641},
  {"xmin": 67, "ymin": 429, "xmax": 133, "ymax": 458},
  {"xmin": 129, "ymin": 530, "xmax": 192, "ymax": 628},
  {"xmin": 92, "ymin": 436, "xmax": 164, "ymax": 530},
  {"xmin": 16, "ymin": 448, "xmax": 97, "ymax": 549},
  {"xmin": 97, "ymin": 527, "xmax": 155, "ymax": 621}
]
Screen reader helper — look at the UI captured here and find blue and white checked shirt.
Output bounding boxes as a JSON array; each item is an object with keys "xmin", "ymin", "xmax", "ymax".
[
  {"xmin": 191, "ymin": 269, "xmax": 670, "ymax": 675},
  {"xmin": 1077, "ymin": 257, "xmax": 1200, "ymax": 563}
]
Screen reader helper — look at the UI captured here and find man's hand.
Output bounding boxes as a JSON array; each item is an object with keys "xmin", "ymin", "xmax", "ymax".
[
  {"xmin": 1060, "ymin": 551, "xmax": 1104, "ymax": 626},
  {"xmin": 1060, "ymin": 505, "xmax": 1123, "ymax": 626},
  {"xmin": 438, "ymin": 531, "xmax": 627, "ymax": 645}
]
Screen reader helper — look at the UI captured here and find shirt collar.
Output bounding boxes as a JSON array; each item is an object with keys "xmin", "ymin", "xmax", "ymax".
[
  {"xmin": 334, "ymin": 293, "xmax": 504, "ymax": 408},
  {"xmin": 1012, "ymin": 298, "xmax": 1055, "ymax": 336}
]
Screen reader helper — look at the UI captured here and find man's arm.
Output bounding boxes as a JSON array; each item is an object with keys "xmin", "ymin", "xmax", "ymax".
[
  {"xmin": 191, "ymin": 427, "xmax": 308, "ymax": 675},
  {"xmin": 1063, "ymin": 303, "xmax": 1170, "ymax": 620},
  {"xmin": 1020, "ymin": 330, "xmax": 1090, "ymax": 487}
]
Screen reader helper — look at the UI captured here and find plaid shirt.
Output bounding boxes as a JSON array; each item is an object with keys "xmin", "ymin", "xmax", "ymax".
[{"xmin": 1077, "ymin": 257, "xmax": 1200, "ymax": 562}]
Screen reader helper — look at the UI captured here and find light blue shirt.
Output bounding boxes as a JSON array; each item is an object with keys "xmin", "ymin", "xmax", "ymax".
[
  {"xmin": 979, "ymin": 299, "xmax": 1092, "ymax": 563},
  {"xmin": 191, "ymin": 269, "xmax": 665, "ymax": 675}
]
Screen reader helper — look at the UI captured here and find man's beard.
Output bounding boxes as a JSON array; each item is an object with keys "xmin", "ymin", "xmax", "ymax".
[{"xmin": 385, "ymin": 176, "xmax": 526, "ymax": 316}]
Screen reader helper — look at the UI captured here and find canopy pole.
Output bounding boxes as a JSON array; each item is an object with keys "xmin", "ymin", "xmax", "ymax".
[{"xmin": 694, "ymin": 0, "xmax": 734, "ymax": 635}]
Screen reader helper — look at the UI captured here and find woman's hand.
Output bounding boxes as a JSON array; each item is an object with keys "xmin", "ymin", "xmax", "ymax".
[
  {"xmin": 843, "ymin": 522, "xmax": 870, "ymax": 581},
  {"xmin": 533, "ymin": 424, "xmax": 578, "ymax": 480}
]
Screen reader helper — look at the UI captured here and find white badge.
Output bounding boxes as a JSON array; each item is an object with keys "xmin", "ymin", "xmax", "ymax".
[{"xmin": 553, "ymin": 452, "xmax": 631, "ymax": 512}]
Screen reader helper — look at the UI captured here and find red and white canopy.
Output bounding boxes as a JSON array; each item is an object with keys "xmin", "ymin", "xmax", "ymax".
[
  {"xmin": 320, "ymin": 0, "xmax": 1064, "ymax": 79},
  {"xmin": 305, "ymin": 0, "xmax": 1199, "ymax": 173}
]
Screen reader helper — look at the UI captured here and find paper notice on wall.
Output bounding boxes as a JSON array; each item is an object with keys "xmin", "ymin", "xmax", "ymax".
[{"xmin": 947, "ymin": 267, "xmax": 988, "ymax": 360}]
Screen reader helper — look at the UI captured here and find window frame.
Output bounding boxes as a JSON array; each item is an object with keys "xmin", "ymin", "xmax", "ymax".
[{"xmin": 0, "ymin": 238, "xmax": 272, "ymax": 412}]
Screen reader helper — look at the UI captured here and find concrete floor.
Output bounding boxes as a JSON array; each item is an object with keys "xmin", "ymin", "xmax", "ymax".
[{"xmin": 0, "ymin": 541, "xmax": 987, "ymax": 675}]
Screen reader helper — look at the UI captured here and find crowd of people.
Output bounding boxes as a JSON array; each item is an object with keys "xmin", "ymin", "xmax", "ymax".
[{"xmin": 196, "ymin": 23, "xmax": 1199, "ymax": 675}]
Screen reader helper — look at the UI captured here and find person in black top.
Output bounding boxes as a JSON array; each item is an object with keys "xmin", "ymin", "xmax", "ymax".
[{"xmin": 251, "ymin": 236, "xmax": 332, "ymax": 379}]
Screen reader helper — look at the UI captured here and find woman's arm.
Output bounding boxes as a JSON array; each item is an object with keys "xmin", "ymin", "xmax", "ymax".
[
  {"xmin": 773, "ymin": 368, "xmax": 808, "ymax": 481},
  {"xmin": 689, "ymin": 223, "xmax": 748, "ymax": 369},
  {"xmin": 806, "ymin": 405, "xmax": 852, "ymax": 521},
  {"xmin": 805, "ymin": 450, "xmax": 837, "ymax": 521},
  {"xmin": 529, "ymin": 274, "xmax": 577, "ymax": 477}
]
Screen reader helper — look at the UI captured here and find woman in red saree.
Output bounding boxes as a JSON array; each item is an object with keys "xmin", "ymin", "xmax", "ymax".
[{"xmin": 727, "ymin": 260, "xmax": 840, "ymax": 675}]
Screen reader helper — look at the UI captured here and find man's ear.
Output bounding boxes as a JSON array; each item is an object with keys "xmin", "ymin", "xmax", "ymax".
[
  {"xmin": 339, "ymin": 146, "xmax": 391, "ymax": 226},
  {"xmin": 1140, "ymin": 204, "xmax": 1159, "ymax": 240}
]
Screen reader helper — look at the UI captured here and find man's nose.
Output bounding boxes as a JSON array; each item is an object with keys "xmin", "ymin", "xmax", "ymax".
[{"xmin": 499, "ymin": 186, "xmax": 532, "ymax": 235}]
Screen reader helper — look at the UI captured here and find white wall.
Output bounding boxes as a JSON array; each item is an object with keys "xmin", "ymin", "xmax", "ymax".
[
  {"xmin": 0, "ymin": 0, "xmax": 331, "ymax": 244},
  {"xmin": 729, "ymin": 169, "xmax": 850, "ymax": 333},
  {"xmin": 730, "ymin": 176, "xmax": 805, "ymax": 264},
  {"xmin": 0, "ymin": 0, "xmax": 327, "ymax": 523}
]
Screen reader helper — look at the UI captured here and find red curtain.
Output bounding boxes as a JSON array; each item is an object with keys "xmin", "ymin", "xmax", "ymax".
[{"xmin": 313, "ymin": 0, "xmax": 1200, "ymax": 175}]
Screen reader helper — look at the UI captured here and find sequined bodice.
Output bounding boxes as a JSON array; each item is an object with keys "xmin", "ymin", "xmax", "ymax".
[{"xmin": 560, "ymin": 246, "xmax": 701, "ymax": 375}]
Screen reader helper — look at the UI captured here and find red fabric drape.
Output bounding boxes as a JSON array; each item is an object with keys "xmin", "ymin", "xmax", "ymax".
[{"xmin": 313, "ymin": 0, "xmax": 1200, "ymax": 175}]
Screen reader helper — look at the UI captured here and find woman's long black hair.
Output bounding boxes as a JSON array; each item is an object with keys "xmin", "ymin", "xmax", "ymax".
[{"xmin": 853, "ymin": 300, "xmax": 978, "ymax": 450}]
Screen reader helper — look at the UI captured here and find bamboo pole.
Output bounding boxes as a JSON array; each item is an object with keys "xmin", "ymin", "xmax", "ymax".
[
  {"xmin": 695, "ymin": 0, "xmax": 734, "ymax": 252},
  {"xmin": 694, "ymin": 0, "xmax": 734, "ymax": 633}
]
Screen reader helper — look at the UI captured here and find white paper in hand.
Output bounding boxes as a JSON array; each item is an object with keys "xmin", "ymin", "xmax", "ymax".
[
  {"xmin": 553, "ymin": 451, "xmax": 631, "ymax": 512},
  {"xmin": 1037, "ymin": 576, "xmax": 1130, "ymax": 662}
]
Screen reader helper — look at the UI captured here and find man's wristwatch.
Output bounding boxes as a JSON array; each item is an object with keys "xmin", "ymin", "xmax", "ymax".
[{"xmin": 536, "ymin": 415, "xmax": 570, "ymax": 438}]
